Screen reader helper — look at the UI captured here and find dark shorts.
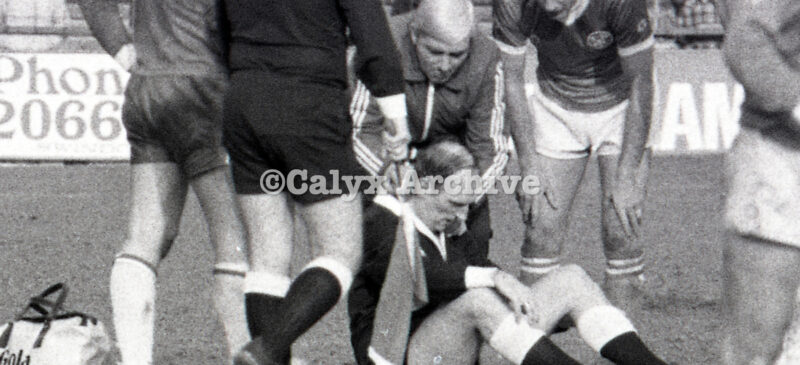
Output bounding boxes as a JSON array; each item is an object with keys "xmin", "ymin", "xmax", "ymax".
[
  {"xmin": 223, "ymin": 70, "xmax": 366, "ymax": 203},
  {"xmin": 123, "ymin": 75, "xmax": 228, "ymax": 178}
]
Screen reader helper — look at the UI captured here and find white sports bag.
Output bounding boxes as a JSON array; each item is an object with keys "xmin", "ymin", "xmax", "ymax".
[{"xmin": 0, "ymin": 283, "xmax": 111, "ymax": 365}]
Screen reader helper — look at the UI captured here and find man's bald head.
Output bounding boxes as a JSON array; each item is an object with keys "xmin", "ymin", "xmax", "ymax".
[
  {"xmin": 408, "ymin": 0, "xmax": 474, "ymax": 84},
  {"xmin": 410, "ymin": 0, "xmax": 475, "ymax": 45}
]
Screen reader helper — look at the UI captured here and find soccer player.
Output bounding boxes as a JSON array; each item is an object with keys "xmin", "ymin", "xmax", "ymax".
[
  {"xmin": 719, "ymin": 0, "xmax": 800, "ymax": 364},
  {"xmin": 351, "ymin": 0, "xmax": 511, "ymax": 265},
  {"xmin": 76, "ymin": 0, "xmax": 250, "ymax": 364},
  {"xmin": 493, "ymin": 0, "xmax": 655, "ymax": 303},
  {"xmin": 221, "ymin": 0, "xmax": 409, "ymax": 364},
  {"xmin": 349, "ymin": 140, "xmax": 668, "ymax": 365}
]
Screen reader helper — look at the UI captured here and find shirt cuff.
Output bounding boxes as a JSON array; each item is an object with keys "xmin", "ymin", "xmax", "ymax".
[
  {"xmin": 793, "ymin": 100, "xmax": 800, "ymax": 124},
  {"xmin": 375, "ymin": 94, "xmax": 408, "ymax": 120},
  {"xmin": 465, "ymin": 266, "xmax": 499, "ymax": 288},
  {"xmin": 114, "ymin": 43, "xmax": 136, "ymax": 71}
]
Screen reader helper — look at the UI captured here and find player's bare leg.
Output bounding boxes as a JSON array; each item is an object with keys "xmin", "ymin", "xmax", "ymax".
[
  {"xmin": 236, "ymin": 193, "xmax": 294, "ymax": 341},
  {"xmin": 111, "ymin": 162, "xmax": 187, "ymax": 365},
  {"xmin": 236, "ymin": 194, "xmax": 362, "ymax": 365},
  {"xmin": 520, "ymin": 153, "xmax": 587, "ymax": 285},
  {"xmin": 407, "ymin": 265, "xmax": 666, "ymax": 364},
  {"xmin": 721, "ymin": 235, "xmax": 800, "ymax": 365},
  {"xmin": 598, "ymin": 152, "xmax": 650, "ymax": 309},
  {"xmin": 190, "ymin": 166, "xmax": 250, "ymax": 359}
]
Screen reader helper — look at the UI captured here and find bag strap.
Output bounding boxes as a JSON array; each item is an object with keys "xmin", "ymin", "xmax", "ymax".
[
  {"xmin": 4, "ymin": 283, "xmax": 69, "ymax": 349},
  {"xmin": 15, "ymin": 283, "xmax": 69, "ymax": 321},
  {"xmin": 0, "ymin": 322, "xmax": 13, "ymax": 348}
]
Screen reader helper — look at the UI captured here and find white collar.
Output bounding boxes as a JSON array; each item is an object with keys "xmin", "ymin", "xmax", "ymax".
[
  {"xmin": 564, "ymin": 0, "xmax": 590, "ymax": 26},
  {"xmin": 373, "ymin": 195, "xmax": 448, "ymax": 260}
]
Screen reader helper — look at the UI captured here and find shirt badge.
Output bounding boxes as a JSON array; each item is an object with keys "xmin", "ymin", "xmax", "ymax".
[{"xmin": 586, "ymin": 30, "xmax": 614, "ymax": 50}]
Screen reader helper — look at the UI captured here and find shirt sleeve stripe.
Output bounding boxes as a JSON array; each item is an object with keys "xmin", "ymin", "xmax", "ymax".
[
  {"xmin": 477, "ymin": 62, "xmax": 511, "ymax": 201},
  {"xmin": 351, "ymin": 81, "xmax": 386, "ymax": 176},
  {"xmin": 617, "ymin": 35, "xmax": 655, "ymax": 57}
]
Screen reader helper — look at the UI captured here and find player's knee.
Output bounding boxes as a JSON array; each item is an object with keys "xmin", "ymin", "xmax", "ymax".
[
  {"xmin": 459, "ymin": 288, "xmax": 503, "ymax": 320},
  {"xmin": 522, "ymin": 229, "xmax": 562, "ymax": 258}
]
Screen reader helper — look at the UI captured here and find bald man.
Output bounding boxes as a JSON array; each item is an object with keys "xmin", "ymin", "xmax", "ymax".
[{"xmin": 351, "ymin": 0, "xmax": 511, "ymax": 265}]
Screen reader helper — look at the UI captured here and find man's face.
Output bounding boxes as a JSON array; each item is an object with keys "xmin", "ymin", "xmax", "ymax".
[
  {"xmin": 535, "ymin": 0, "xmax": 577, "ymax": 22},
  {"xmin": 412, "ymin": 31, "xmax": 470, "ymax": 84},
  {"xmin": 418, "ymin": 169, "xmax": 475, "ymax": 232}
]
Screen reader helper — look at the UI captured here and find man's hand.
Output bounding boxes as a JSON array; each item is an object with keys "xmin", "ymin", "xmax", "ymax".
[
  {"xmin": 114, "ymin": 43, "xmax": 137, "ymax": 72},
  {"xmin": 609, "ymin": 161, "xmax": 648, "ymax": 239},
  {"xmin": 493, "ymin": 271, "xmax": 537, "ymax": 324},
  {"xmin": 382, "ymin": 116, "xmax": 411, "ymax": 162},
  {"xmin": 516, "ymin": 167, "xmax": 558, "ymax": 225}
]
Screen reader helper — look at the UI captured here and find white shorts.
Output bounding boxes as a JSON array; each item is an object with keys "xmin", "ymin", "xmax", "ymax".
[
  {"xmin": 528, "ymin": 84, "xmax": 629, "ymax": 159},
  {"xmin": 725, "ymin": 127, "xmax": 800, "ymax": 248}
]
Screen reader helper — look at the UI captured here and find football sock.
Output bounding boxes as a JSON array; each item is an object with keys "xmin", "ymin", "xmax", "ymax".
[
  {"xmin": 576, "ymin": 305, "xmax": 666, "ymax": 365},
  {"xmin": 243, "ymin": 271, "xmax": 291, "ymax": 337},
  {"xmin": 212, "ymin": 262, "xmax": 250, "ymax": 357},
  {"xmin": 262, "ymin": 257, "xmax": 352, "ymax": 361},
  {"xmin": 599, "ymin": 332, "xmax": 668, "ymax": 365},
  {"xmin": 605, "ymin": 256, "xmax": 645, "ymax": 279},
  {"xmin": 489, "ymin": 315, "xmax": 580, "ymax": 365},
  {"xmin": 519, "ymin": 256, "xmax": 560, "ymax": 285},
  {"xmin": 110, "ymin": 254, "xmax": 157, "ymax": 365}
]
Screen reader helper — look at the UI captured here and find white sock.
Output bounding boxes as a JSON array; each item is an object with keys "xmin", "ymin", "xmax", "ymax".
[
  {"xmin": 489, "ymin": 314, "xmax": 546, "ymax": 365},
  {"xmin": 575, "ymin": 305, "xmax": 637, "ymax": 352},
  {"xmin": 212, "ymin": 262, "xmax": 250, "ymax": 360},
  {"xmin": 110, "ymin": 255, "xmax": 157, "ymax": 365}
]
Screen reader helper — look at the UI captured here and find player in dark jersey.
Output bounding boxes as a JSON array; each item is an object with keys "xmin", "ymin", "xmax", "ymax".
[
  {"xmin": 718, "ymin": 0, "xmax": 800, "ymax": 364},
  {"xmin": 349, "ymin": 140, "xmax": 668, "ymax": 365},
  {"xmin": 351, "ymin": 0, "xmax": 511, "ymax": 267},
  {"xmin": 222, "ymin": 1, "xmax": 409, "ymax": 364},
  {"xmin": 493, "ymin": 0, "xmax": 655, "ymax": 306},
  {"xmin": 77, "ymin": 0, "xmax": 249, "ymax": 364}
]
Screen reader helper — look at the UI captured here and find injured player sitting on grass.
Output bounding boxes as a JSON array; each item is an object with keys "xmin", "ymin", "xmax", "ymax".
[{"xmin": 348, "ymin": 140, "xmax": 669, "ymax": 365}]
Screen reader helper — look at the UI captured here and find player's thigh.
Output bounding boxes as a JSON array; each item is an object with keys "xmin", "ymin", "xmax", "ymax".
[
  {"xmin": 124, "ymin": 161, "xmax": 188, "ymax": 264},
  {"xmin": 189, "ymin": 165, "xmax": 246, "ymax": 263},
  {"xmin": 238, "ymin": 193, "xmax": 295, "ymax": 274},
  {"xmin": 406, "ymin": 303, "xmax": 483, "ymax": 365},
  {"xmin": 525, "ymin": 153, "xmax": 588, "ymax": 231},
  {"xmin": 298, "ymin": 194, "xmax": 363, "ymax": 270}
]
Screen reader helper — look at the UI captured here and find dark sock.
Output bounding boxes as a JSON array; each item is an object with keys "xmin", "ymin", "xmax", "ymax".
[
  {"xmin": 245, "ymin": 293, "xmax": 283, "ymax": 337},
  {"xmin": 522, "ymin": 336, "xmax": 581, "ymax": 365},
  {"xmin": 262, "ymin": 268, "xmax": 342, "ymax": 360},
  {"xmin": 599, "ymin": 331, "xmax": 668, "ymax": 365}
]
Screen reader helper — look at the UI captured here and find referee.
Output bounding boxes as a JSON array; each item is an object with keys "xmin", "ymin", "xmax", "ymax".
[{"xmin": 222, "ymin": 0, "xmax": 410, "ymax": 364}]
